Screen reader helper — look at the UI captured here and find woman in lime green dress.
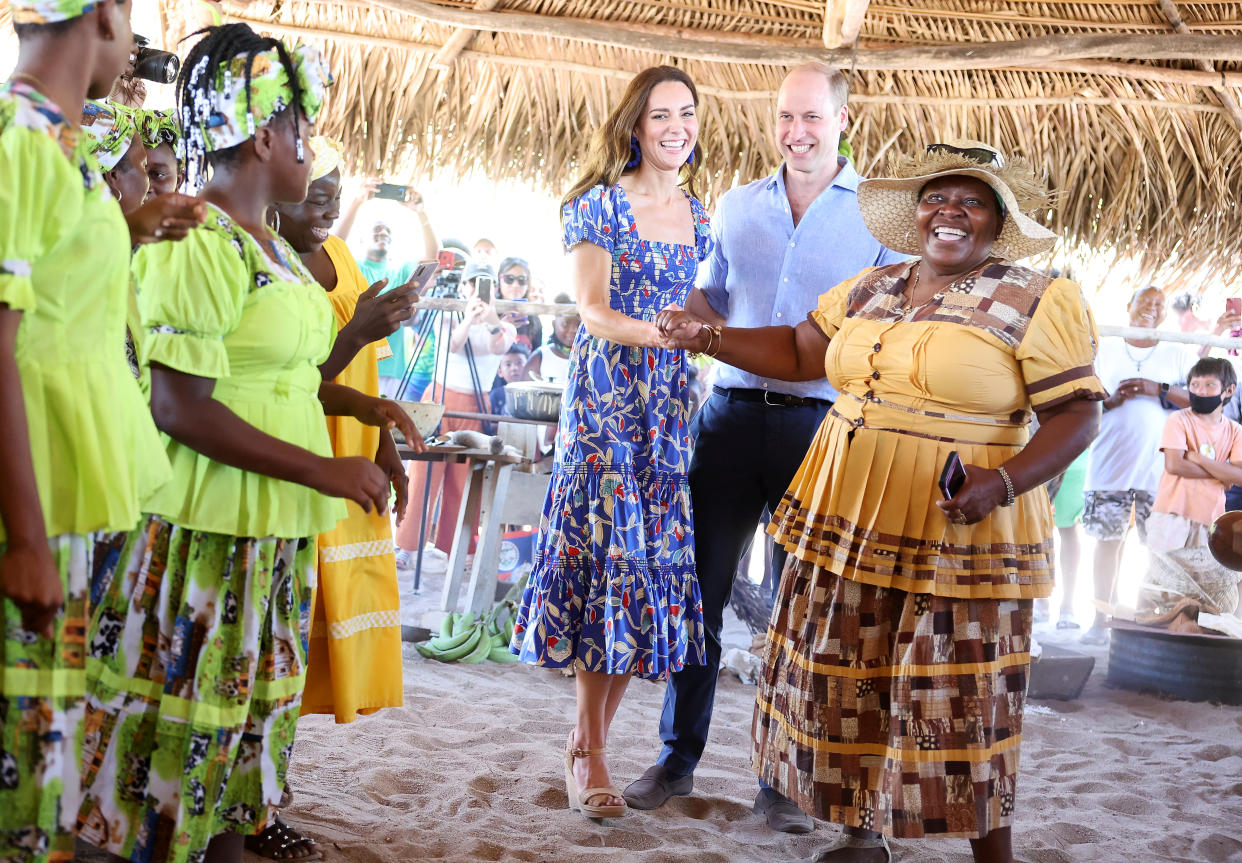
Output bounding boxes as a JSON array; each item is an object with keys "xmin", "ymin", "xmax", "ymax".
[
  {"xmin": 0, "ymin": 3, "xmax": 168, "ymax": 863},
  {"xmin": 76, "ymin": 25, "xmax": 415, "ymax": 863}
]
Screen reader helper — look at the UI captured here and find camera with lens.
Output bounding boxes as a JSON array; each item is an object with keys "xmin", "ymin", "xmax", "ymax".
[
  {"xmin": 132, "ymin": 35, "xmax": 181, "ymax": 84},
  {"xmin": 430, "ymin": 271, "xmax": 461, "ymax": 298}
]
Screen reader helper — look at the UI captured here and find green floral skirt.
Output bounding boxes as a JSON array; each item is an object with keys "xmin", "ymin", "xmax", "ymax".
[
  {"xmin": 77, "ymin": 516, "xmax": 315, "ymax": 863},
  {"xmin": 0, "ymin": 532, "xmax": 114, "ymax": 863}
]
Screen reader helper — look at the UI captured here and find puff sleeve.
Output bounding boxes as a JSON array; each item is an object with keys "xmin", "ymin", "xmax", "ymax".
[
  {"xmin": 134, "ymin": 226, "xmax": 248, "ymax": 380},
  {"xmin": 562, "ymin": 185, "xmax": 618, "ymax": 253},
  {"xmin": 807, "ymin": 271, "xmax": 869, "ymax": 342},
  {"xmin": 1016, "ymin": 277, "xmax": 1107, "ymax": 410}
]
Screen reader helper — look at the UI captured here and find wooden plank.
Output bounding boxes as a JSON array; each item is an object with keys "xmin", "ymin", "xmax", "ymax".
[
  {"xmin": 823, "ymin": 0, "xmax": 870, "ymax": 49},
  {"xmin": 1156, "ymin": 0, "xmax": 1242, "ymax": 135},
  {"xmin": 441, "ymin": 462, "xmax": 484, "ymax": 612},
  {"xmin": 232, "ymin": 17, "xmax": 1242, "ymax": 91},
  {"xmin": 430, "ymin": 0, "xmax": 504, "ymax": 70},
  {"xmin": 367, "ymin": 0, "xmax": 1242, "ymax": 67}
]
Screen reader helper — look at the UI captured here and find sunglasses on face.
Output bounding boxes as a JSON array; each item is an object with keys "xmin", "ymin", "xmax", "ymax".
[
  {"xmin": 925, "ymin": 143, "xmax": 1005, "ymax": 169},
  {"xmin": 501, "ymin": 274, "xmax": 528, "ymax": 286}
]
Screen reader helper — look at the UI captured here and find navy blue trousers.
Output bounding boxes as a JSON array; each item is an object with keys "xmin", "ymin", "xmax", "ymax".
[{"xmin": 657, "ymin": 390, "xmax": 829, "ymax": 777}]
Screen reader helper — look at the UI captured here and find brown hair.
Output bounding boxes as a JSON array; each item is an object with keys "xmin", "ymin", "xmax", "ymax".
[{"xmin": 561, "ymin": 66, "xmax": 704, "ymax": 207}]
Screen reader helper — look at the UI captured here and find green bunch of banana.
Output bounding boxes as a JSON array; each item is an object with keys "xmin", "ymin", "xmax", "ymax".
[{"xmin": 415, "ymin": 579, "xmax": 525, "ymax": 664}]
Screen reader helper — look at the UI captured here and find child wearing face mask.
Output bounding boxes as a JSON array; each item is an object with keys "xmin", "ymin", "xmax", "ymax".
[{"xmin": 1147, "ymin": 358, "xmax": 1242, "ymax": 593}]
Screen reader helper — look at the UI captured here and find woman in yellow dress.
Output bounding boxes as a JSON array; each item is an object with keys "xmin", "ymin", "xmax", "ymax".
[
  {"xmin": 273, "ymin": 137, "xmax": 422, "ymax": 723},
  {"xmin": 661, "ymin": 142, "xmax": 1103, "ymax": 863}
]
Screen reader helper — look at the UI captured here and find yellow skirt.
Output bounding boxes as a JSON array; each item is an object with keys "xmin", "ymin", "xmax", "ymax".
[
  {"xmin": 302, "ymin": 501, "xmax": 404, "ymax": 722},
  {"xmin": 769, "ymin": 412, "xmax": 1055, "ymax": 600}
]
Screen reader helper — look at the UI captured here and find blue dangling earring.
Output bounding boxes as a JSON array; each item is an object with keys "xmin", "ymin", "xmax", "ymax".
[
  {"xmin": 625, "ymin": 135, "xmax": 641, "ymax": 170},
  {"xmin": 686, "ymin": 148, "xmax": 696, "ymax": 167}
]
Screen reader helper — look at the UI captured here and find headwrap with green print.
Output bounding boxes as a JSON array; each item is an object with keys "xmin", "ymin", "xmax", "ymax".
[
  {"xmin": 138, "ymin": 108, "xmax": 179, "ymax": 149},
  {"xmin": 183, "ymin": 42, "xmax": 332, "ymax": 153},
  {"xmin": 10, "ymin": 0, "xmax": 96, "ymax": 25},
  {"xmin": 80, "ymin": 99, "xmax": 139, "ymax": 172}
]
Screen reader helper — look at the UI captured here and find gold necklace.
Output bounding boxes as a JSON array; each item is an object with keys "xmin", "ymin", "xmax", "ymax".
[{"xmin": 896, "ymin": 260, "xmax": 987, "ymax": 316}]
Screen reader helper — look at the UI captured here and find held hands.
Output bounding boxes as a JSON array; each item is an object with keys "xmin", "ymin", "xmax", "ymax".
[
  {"xmin": 935, "ymin": 463, "xmax": 1008, "ymax": 525},
  {"xmin": 654, "ymin": 305, "xmax": 705, "ymax": 351},
  {"xmin": 344, "ymin": 278, "xmax": 420, "ymax": 344},
  {"xmin": 0, "ymin": 541, "xmax": 64, "ymax": 638},
  {"xmin": 127, "ymin": 194, "xmax": 207, "ymax": 245},
  {"xmin": 402, "ymin": 188, "xmax": 426, "ymax": 215}
]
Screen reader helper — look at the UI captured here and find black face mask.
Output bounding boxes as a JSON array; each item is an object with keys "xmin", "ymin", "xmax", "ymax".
[{"xmin": 1189, "ymin": 393, "xmax": 1224, "ymax": 415}]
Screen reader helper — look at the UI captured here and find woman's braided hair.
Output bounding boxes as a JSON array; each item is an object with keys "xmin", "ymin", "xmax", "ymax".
[{"xmin": 176, "ymin": 23, "xmax": 306, "ymax": 186}]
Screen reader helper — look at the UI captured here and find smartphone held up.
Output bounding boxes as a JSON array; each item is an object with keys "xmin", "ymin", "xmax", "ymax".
[{"xmin": 374, "ymin": 182, "xmax": 409, "ymax": 202}]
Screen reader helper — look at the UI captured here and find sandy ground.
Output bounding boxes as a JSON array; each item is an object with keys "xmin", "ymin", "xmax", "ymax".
[{"xmin": 273, "ymin": 563, "xmax": 1242, "ymax": 863}]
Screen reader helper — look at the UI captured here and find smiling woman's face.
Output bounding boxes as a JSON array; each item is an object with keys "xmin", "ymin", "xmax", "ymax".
[
  {"xmin": 274, "ymin": 168, "xmax": 342, "ymax": 255},
  {"xmin": 1129, "ymin": 287, "xmax": 1166, "ymax": 329},
  {"xmin": 915, "ymin": 175, "xmax": 1003, "ymax": 274}
]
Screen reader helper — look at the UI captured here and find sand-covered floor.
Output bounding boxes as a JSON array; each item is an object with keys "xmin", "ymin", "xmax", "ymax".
[{"xmin": 277, "ymin": 570, "xmax": 1242, "ymax": 863}]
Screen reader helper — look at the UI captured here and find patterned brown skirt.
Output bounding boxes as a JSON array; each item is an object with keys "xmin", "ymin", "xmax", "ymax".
[{"xmin": 751, "ymin": 558, "xmax": 1033, "ymax": 839}]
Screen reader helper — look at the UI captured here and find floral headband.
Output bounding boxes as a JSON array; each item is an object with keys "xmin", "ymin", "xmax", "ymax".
[
  {"xmin": 138, "ymin": 108, "xmax": 179, "ymax": 149},
  {"xmin": 81, "ymin": 99, "xmax": 138, "ymax": 172},
  {"xmin": 11, "ymin": 0, "xmax": 95, "ymax": 25}
]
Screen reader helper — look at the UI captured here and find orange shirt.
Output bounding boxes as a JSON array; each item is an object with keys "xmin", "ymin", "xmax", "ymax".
[{"xmin": 1153, "ymin": 409, "xmax": 1242, "ymax": 526}]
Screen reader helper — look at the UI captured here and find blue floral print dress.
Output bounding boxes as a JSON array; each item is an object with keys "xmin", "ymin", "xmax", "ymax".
[{"xmin": 511, "ymin": 183, "xmax": 710, "ymax": 679}]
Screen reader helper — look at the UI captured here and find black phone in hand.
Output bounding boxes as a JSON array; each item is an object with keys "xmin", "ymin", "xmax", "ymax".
[{"xmin": 939, "ymin": 451, "xmax": 966, "ymax": 500}]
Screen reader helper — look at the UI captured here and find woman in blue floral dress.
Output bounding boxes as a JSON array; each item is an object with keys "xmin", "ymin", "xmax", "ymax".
[{"xmin": 511, "ymin": 66, "xmax": 710, "ymax": 820}]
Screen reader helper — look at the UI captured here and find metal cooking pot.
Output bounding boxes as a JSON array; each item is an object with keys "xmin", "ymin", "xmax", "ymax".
[{"xmin": 504, "ymin": 380, "xmax": 563, "ymax": 421}]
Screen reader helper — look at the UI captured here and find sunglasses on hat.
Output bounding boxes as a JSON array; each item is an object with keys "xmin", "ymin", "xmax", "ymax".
[{"xmin": 925, "ymin": 143, "xmax": 1005, "ymax": 169}]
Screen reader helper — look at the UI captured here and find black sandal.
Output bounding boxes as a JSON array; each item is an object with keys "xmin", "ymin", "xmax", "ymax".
[{"xmin": 244, "ymin": 813, "xmax": 323, "ymax": 861}]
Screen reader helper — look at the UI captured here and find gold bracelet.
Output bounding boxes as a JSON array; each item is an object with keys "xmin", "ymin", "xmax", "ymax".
[{"xmin": 705, "ymin": 325, "xmax": 723, "ymax": 358}]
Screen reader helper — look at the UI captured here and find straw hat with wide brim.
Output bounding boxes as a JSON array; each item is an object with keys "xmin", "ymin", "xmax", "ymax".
[{"xmin": 857, "ymin": 141, "xmax": 1058, "ymax": 261}]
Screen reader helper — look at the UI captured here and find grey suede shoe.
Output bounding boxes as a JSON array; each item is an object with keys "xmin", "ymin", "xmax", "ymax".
[
  {"xmin": 754, "ymin": 787, "xmax": 814, "ymax": 834},
  {"xmin": 621, "ymin": 764, "xmax": 694, "ymax": 810}
]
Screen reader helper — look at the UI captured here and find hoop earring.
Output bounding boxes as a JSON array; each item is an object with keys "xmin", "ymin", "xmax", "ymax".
[
  {"xmin": 903, "ymin": 229, "xmax": 914, "ymax": 246},
  {"xmin": 267, "ymin": 209, "xmax": 281, "ymax": 233},
  {"xmin": 625, "ymin": 135, "xmax": 641, "ymax": 170}
]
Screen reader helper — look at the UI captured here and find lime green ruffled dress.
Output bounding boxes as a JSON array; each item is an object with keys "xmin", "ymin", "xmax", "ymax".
[
  {"xmin": 78, "ymin": 204, "xmax": 346, "ymax": 863},
  {"xmin": 0, "ymin": 82, "xmax": 170, "ymax": 863}
]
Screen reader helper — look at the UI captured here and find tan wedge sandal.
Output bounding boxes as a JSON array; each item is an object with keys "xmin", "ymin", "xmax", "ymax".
[{"xmin": 564, "ymin": 737, "xmax": 627, "ymax": 819}]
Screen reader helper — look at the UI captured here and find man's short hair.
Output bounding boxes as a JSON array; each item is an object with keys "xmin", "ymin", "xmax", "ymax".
[
  {"xmin": 784, "ymin": 62, "xmax": 849, "ymax": 111},
  {"xmin": 1188, "ymin": 357, "xmax": 1237, "ymax": 390}
]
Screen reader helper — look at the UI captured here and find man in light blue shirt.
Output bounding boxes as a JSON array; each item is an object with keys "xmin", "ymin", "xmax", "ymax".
[{"xmin": 624, "ymin": 62, "xmax": 905, "ymax": 831}]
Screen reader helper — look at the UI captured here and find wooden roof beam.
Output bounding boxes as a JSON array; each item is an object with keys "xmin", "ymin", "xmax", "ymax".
[
  {"xmin": 430, "ymin": 0, "xmax": 503, "ymax": 70},
  {"xmin": 1155, "ymin": 0, "xmax": 1242, "ymax": 134},
  {"xmin": 368, "ymin": 0, "xmax": 1242, "ymax": 68},
  {"xmin": 823, "ymin": 0, "xmax": 870, "ymax": 50}
]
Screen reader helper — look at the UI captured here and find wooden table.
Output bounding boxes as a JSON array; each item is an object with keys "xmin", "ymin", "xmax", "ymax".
[{"xmin": 397, "ymin": 445, "xmax": 540, "ymax": 615}]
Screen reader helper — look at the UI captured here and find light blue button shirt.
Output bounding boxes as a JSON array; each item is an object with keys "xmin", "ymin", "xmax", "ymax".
[{"xmin": 699, "ymin": 158, "xmax": 908, "ymax": 401}]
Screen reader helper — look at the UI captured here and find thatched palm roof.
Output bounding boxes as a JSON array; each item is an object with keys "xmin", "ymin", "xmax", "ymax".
[{"xmin": 117, "ymin": 2, "xmax": 1242, "ymax": 284}]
